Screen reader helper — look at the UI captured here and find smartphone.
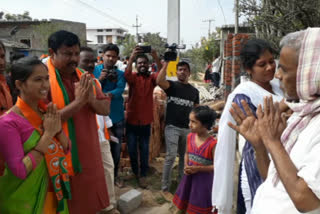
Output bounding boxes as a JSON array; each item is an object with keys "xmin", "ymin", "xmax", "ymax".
[{"xmin": 139, "ymin": 45, "xmax": 151, "ymax": 53}]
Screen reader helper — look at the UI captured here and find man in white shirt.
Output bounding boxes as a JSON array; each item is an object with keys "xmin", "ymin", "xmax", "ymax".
[{"xmin": 228, "ymin": 28, "xmax": 320, "ymax": 214}]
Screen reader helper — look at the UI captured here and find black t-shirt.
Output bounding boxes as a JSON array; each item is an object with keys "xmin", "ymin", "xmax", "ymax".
[{"xmin": 164, "ymin": 80, "xmax": 199, "ymax": 128}]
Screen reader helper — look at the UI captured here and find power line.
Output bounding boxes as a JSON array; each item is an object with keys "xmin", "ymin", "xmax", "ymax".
[
  {"xmin": 217, "ymin": 0, "xmax": 227, "ymax": 25},
  {"xmin": 71, "ymin": 0, "xmax": 131, "ymax": 28}
]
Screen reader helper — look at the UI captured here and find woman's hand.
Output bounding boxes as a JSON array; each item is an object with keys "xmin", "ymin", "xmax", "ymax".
[
  {"xmin": 184, "ymin": 165, "xmax": 198, "ymax": 175},
  {"xmin": 43, "ymin": 103, "xmax": 62, "ymax": 138}
]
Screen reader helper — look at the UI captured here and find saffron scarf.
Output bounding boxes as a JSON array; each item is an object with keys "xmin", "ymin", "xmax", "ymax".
[
  {"xmin": 272, "ymin": 28, "xmax": 320, "ymax": 185},
  {"xmin": 47, "ymin": 58, "xmax": 87, "ymax": 174},
  {"xmin": 16, "ymin": 97, "xmax": 72, "ymax": 212}
]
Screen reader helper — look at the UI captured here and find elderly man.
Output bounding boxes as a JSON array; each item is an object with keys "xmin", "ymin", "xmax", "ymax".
[{"xmin": 228, "ymin": 28, "xmax": 320, "ymax": 214}]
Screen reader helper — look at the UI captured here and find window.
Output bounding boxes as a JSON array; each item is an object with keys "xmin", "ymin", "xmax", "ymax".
[
  {"xmin": 97, "ymin": 35, "xmax": 103, "ymax": 43},
  {"xmin": 20, "ymin": 39, "xmax": 31, "ymax": 47},
  {"xmin": 117, "ymin": 30, "xmax": 122, "ymax": 34},
  {"xmin": 106, "ymin": 29, "xmax": 112, "ymax": 32},
  {"xmin": 106, "ymin": 35, "xmax": 112, "ymax": 43},
  {"xmin": 97, "ymin": 29, "xmax": 103, "ymax": 32}
]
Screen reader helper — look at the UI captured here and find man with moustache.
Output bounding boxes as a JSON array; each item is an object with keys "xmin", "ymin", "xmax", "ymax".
[
  {"xmin": 46, "ymin": 31, "xmax": 110, "ymax": 214},
  {"xmin": 78, "ymin": 46, "xmax": 119, "ymax": 214},
  {"xmin": 124, "ymin": 47, "xmax": 161, "ymax": 188},
  {"xmin": 94, "ymin": 43, "xmax": 126, "ymax": 187},
  {"xmin": 156, "ymin": 60, "xmax": 199, "ymax": 200},
  {"xmin": 227, "ymin": 28, "xmax": 320, "ymax": 214}
]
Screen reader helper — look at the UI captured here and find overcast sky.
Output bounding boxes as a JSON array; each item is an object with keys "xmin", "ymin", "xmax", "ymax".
[{"xmin": 1, "ymin": 0, "xmax": 242, "ymax": 47}]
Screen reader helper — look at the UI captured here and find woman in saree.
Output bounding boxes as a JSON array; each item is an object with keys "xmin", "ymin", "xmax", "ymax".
[
  {"xmin": 0, "ymin": 57, "xmax": 72, "ymax": 214},
  {"xmin": 212, "ymin": 39, "xmax": 284, "ymax": 214}
]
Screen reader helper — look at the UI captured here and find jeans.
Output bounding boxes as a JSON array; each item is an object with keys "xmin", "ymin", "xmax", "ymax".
[
  {"xmin": 126, "ymin": 123, "xmax": 151, "ymax": 177},
  {"xmin": 110, "ymin": 120, "xmax": 124, "ymax": 178},
  {"xmin": 161, "ymin": 124, "xmax": 189, "ymax": 191}
]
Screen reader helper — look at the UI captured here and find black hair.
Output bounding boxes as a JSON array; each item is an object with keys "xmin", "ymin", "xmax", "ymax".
[
  {"xmin": 240, "ymin": 39, "xmax": 275, "ymax": 70},
  {"xmin": 48, "ymin": 30, "xmax": 80, "ymax": 53},
  {"xmin": 136, "ymin": 53, "xmax": 149, "ymax": 63},
  {"xmin": 80, "ymin": 46, "xmax": 94, "ymax": 53},
  {"xmin": 11, "ymin": 56, "xmax": 47, "ymax": 94},
  {"xmin": 0, "ymin": 40, "xmax": 5, "ymax": 52},
  {"xmin": 102, "ymin": 43, "xmax": 119, "ymax": 56},
  {"xmin": 10, "ymin": 52, "xmax": 25, "ymax": 63},
  {"xmin": 191, "ymin": 105, "xmax": 217, "ymax": 130},
  {"xmin": 177, "ymin": 61, "xmax": 190, "ymax": 72}
]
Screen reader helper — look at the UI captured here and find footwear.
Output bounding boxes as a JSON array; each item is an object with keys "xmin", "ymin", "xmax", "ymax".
[
  {"xmin": 137, "ymin": 176, "xmax": 148, "ymax": 188},
  {"xmin": 115, "ymin": 177, "xmax": 124, "ymax": 188},
  {"xmin": 160, "ymin": 190, "xmax": 174, "ymax": 202}
]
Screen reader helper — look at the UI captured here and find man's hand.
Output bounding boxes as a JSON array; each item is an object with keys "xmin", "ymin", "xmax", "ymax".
[
  {"xmin": 228, "ymin": 100, "xmax": 263, "ymax": 149},
  {"xmin": 130, "ymin": 46, "xmax": 143, "ymax": 61},
  {"xmin": 75, "ymin": 73, "xmax": 92, "ymax": 105},
  {"xmin": 257, "ymin": 96, "xmax": 287, "ymax": 149},
  {"xmin": 150, "ymin": 48, "xmax": 158, "ymax": 59},
  {"xmin": 99, "ymin": 70, "xmax": 108, "ymax": 81}
]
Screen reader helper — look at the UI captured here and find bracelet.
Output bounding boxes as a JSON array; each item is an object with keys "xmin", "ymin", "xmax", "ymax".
[{"xmin": 22, "ymin": 156, "xmax": 33, "ymax": 175}]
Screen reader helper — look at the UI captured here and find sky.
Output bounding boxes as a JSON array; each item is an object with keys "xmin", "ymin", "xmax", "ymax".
[{"xmin": 1, "ymin": 0, "xmax": 242, "ymax": 48}]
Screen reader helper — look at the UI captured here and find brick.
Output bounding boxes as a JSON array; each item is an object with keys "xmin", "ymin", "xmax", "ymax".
[{"xmin": 118, "ymin": 189, "xmax": 142, "ymax": 214}]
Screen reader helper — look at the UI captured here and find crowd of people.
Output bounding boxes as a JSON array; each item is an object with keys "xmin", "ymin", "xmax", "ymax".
[{"xmin": 0, "ymin": 27, "xmax": 320, "ymax": 214}]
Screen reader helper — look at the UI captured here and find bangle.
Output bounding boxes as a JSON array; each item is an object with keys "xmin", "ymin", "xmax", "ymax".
[{"xmin": 22, "ymin": 155, "xmax": 33, "ymax": 175}]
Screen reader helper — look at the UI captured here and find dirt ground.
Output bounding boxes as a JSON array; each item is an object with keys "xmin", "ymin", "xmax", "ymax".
[{"xmin": 114, "ymin": 152, "xmax": 240, "ymax": 214}]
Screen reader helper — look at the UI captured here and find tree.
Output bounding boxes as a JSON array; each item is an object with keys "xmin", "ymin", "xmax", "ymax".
[
  {"xmin": 239, "ymin": 0, "xmax": 320, "ymax": 49},
  {"xmin": 118, "ymin": 33, "xmax": 137, "ymax": 57},
  {"xmin": 180, "ymin": 35, "xmax": 220, "ymax": 80},
  {"xmin": 141, "ymin": 32, "xmax": 167, "ymax": 56},
  {"xmin": 4, "ymin": 11, "xmax": 32, "ymax": 21}
]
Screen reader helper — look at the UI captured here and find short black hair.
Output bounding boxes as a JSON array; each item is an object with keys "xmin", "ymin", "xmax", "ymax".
[
  {"xmin": 80, "ymin": 46, "xmax": 94, "ymax": 53},
  {"xmin": 102, "ymin": 43, "xmax": 119, "ymax": 56},
  {"xmin": 0, "ymin": 40, "xmax": 5, "ymax": 52},
  {"xmin": 48, "ymin": 30, "xmax": 80, "ymax": 53},
  {"xmin": 240, "ymin": 39, "xmax": 275, "ymax": 70},
  {"xmin": 10, "ymin": 52, "xmax": 25, "ymax": 63},
  {"xmin": 136, "ymin": 54, "xmax": 149, "ymax": 63},
  {"xmin": 11, "ymin": 56, "xmax": 47, "ymax": 94},
  {"xmin": 191, "ymin": 105, "xmax": 217, "ymax": 130},
  {"xmin": 177, "ymin": 61, "xmax": 190, "ymax": 72}
]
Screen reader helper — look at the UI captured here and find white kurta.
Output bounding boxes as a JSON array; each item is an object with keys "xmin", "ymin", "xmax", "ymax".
[{"xmin": 252, "ymin": 113, "xmax": 320, "ymax": 214}]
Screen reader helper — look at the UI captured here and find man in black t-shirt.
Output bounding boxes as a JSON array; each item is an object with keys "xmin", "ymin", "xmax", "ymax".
[{"xmin": 156, "ymin": 61, "xmax": 199, "ymax": 199}]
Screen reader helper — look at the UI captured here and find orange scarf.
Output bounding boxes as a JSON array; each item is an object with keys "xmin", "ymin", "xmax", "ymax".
[
  {"xmin": 47, "ymin": 58, "xmax": 88, "ymax": 175},
  {"xmin": 15, "ymin": 97, "xmax": 71, "ymax": 212}
]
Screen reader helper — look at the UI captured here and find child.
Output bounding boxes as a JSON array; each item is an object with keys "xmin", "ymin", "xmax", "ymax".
[{"xmin": 173, "ymin": 105, "xmax": 218, "ymax": 214}]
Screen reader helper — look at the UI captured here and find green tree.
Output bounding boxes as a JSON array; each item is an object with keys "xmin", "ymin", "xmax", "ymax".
[
  {"xmin": 4, "ymin": 11, "xmax": 32, "ymax": 21},
  {"xmin": 118, "ymin": 33, "xmax": 137, "ymax": 57},
  {"xmin": 239, "ymin": 0, "xmax": 320, "ymax": 49},
  {"xmin": 141, "ymin": 32, "xmax": 167, "ymax": 55},
  {"xmin": 180, "ymin": 35, "xmax": 220, "ymax": 80}
]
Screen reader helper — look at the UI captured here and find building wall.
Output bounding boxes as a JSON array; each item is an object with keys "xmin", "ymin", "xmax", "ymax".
[
  {"xmin": 223, "ymin": 33, "xmax": 250, "ymax": 98},
  {"xmin": 0, "ymin": 19, "xmax": 86, "ymax": 55},
  {"xmin": 86, "ymin": 28, "xmax": 126, "ymax": 45}
]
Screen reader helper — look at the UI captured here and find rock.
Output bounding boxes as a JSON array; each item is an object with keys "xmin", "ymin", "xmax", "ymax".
[{"xmin": 118, "ymin": 189, "xmax": 142, "ymax": 214}]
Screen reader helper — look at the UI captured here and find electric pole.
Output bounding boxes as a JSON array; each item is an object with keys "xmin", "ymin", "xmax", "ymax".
[
  {"xmin": 234, "ymin": 0, "xmax": 239, "ymax": 34},
  {"xmin": 132, "ymin": 15, "xmax": 142, "ymax": 43},
  {"xmin": 203, "ymin": 19, "xmax": 214, "ymax": 39}
]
